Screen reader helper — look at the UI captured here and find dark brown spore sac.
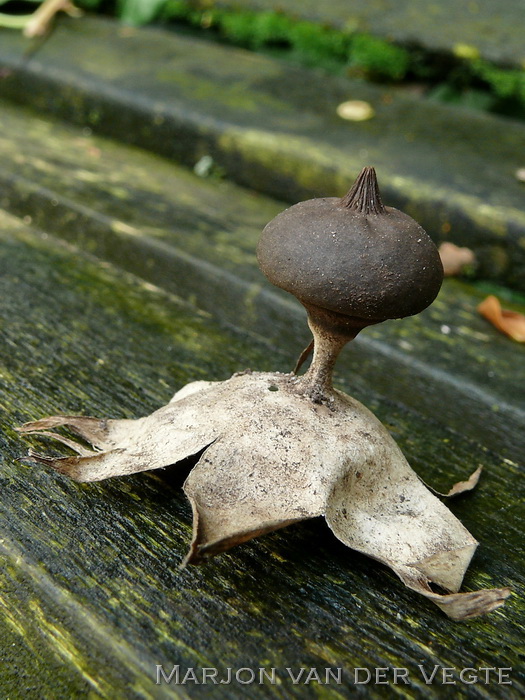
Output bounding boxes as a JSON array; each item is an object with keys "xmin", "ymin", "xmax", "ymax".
[{"xmin": 257, "ymin": 167, "xmax": 444, "ymax": 324}]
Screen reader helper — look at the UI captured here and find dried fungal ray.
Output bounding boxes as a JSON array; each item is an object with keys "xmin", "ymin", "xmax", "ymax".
[
  {"xmin": 17, "ymin": 379, "xmax": 231, "ymax": 481},
  {"xmin": 17, "ymin": 414, "xmax": 134, "ymax": 451},
  {"xmin": 182, "ymin": 374, "xmax": 371, "ymax": 563},
  {"xmin": 324, "ymin": 432, "xmax": 477, "ymax": 593},
  {"xmin": 323, "ymin": 435, "xmax": 510, "ymax": 620},
  {"xmin": 19, "ymin": 371, "xmax": 510, "ymax": 619}
]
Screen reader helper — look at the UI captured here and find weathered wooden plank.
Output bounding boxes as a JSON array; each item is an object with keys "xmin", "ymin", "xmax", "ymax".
[
  {"xmin": 1, "ymin": 213, "xmax": 523, "ymax": 698},
  {"xmin": 0, "ymin": 99, "xmax": 523, "ymax": 465},
  {"xmin": 0, "ymin": 18, "xmax": 524, "ymax": 289}
]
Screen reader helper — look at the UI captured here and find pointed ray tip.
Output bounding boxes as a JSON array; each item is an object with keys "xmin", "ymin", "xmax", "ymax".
[{"xmin": 340, "ymin": 165, "xmax": 386, "ymax": 215}]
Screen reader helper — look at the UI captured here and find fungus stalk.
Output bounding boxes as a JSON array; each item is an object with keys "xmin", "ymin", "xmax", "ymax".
[
  {"xmin": 296, "ymin": 312, "xmax": 367, "ymax": 402},
  {"xmin": 296, "ymin": 324, "xmax": 347, "ymax": 402}
]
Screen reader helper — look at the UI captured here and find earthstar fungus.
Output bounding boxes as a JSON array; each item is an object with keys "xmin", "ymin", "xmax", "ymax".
[
  {"xmin": 18, "ymin": 167, "xmax": 510, "ymax": 620},
  {"xmin": 257, "ymin": 166, "xmax": 443, "ymax": 401}
]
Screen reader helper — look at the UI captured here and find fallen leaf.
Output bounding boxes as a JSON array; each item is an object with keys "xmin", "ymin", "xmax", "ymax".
[
  {"xmin": 478, "ymin": 295, "xmax": 525, "ymax": 342},
  {"xmin": 438, "ymin": 242, "xmax": 476, "ymax": 276},
  {"xmin": 19, "ymin": 371, "xmax": 510, "ymax": 620},
  {"xmin": 444, "ymin": 466, "xmax": 483, "ymax": 497},
  {"xmin": 336, "ymin": 100, "xmax": 375, "ymax": 121},
  {"xmin": 423, "ymin": 466, "xmax": 482, "ymax": 498}
]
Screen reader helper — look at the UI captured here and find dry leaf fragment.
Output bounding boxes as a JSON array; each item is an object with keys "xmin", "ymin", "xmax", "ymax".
[
  {"xmin": 478, "ymin": 295, "xmax": 525, "ymax": 342},
  {"xmin": 18, "ymin": 371, "xmax": 510, "ymax": 620},
  {"xmin": 443, "ymin": 466, "xmax": 483, "ymax": 497},
  {"xmin": 422, "ymin": 466, "xmax": 482, "ymax": 498},
  {"xmin": 438, "ymin": 242, "xmax": 476, "ymax": 276}
]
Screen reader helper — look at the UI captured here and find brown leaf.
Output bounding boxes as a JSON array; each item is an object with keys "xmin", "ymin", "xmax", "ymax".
[
  {"xmin": 445, "ymin": 466, "xmax": 482, "ymax": 496},
  {"xmin": 18, "ymin": 371, "xmax": 509, "ymax": 619},
  {"xmin": 478, "ymin": 295, "xmax": 525, "ymax": 342},
  {"xmin": 438, "ymin": 242, "xmax": 475, "ymax": 276},
  {"xmin": 422, "ymin": 466, "xmax": 482, "ymax": 498}
]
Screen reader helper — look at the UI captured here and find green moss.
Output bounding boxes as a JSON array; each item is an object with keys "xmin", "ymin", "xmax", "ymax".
[
  {"xmin": 220, "ymin": 9, "xmax": 293, "ymax": 50},
  {"xmin": 471, "ymin": 59, "xmax": 525, "ymax": 100},
  {"xmin": 288, "ymin": 21, "xmax": 351, "ymax": 69},
  {"xmin": 349, "ymin": 33, "xmax": 410, "ymax": 81},
  {"xmin": 185, "ymin": 5, "xmax": 413, "ymax": 80}
]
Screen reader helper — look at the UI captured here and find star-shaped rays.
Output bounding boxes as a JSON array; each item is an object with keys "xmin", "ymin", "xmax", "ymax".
[{"xmin": 18, "ymin": 371, "xmax": 510, "ymax": 620}]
